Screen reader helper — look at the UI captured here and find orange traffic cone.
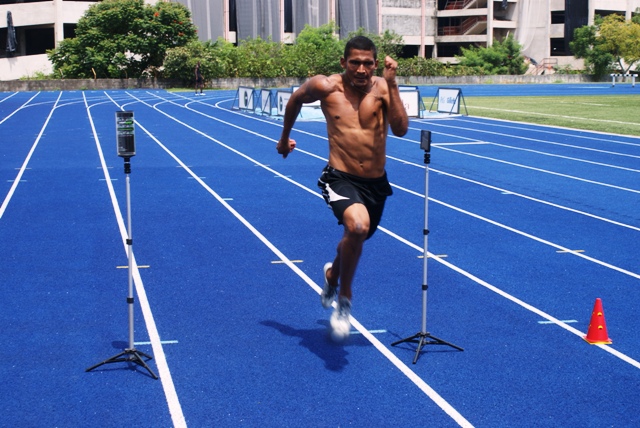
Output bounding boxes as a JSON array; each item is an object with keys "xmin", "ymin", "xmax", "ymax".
[{"xmin": 584, "ymin": 298, "xmax": 612, "ymax": 345}]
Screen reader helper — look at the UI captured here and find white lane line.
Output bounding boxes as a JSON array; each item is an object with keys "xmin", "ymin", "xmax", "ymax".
[
  {"xmin": 488, "ymin": 142, "xmax": 640, "ymax": 173},
  {"xmin": 463, "ymin": 106, "xmax": 640, "ymax": 128},
  {"xmin": 351, "ymin": 329, "xmax": 388, "ymax": 335},
  {"xmin": 135, "ymin": 340, "xmax": 179, "ymax": 345},
  {"xmin": 377, "ymin": 225, "xmax": 640, "ymax": 371},
  {"xmin": 462, "ymin": 115, "xmax": 640, "ymax": 148},
  {"xmin": 432, "ymin": 142, "xmax": 489, "ymax": 146},
  {"xmin": 427, "ymin": 118, "xmax": 640, "ymax": 154},
  {"xmin": 434, "ymin": 145, "xmax": 640, "ymax": 194},
  {"xmin": 390, "ymin": 181, "xmax": 640, "ymax": 281},
  {"xmin": 386, "ymin": 154, "xmax": 640, "ymax": 232},
  {"xmin": 88, "ymin": 92, "xmax": 186, "ymax": 428},
  {"xmin": 0, "ymin": 91, "xmax": 40, "ymax": 126},
  {"xmin": 1, "ymin": 92, "xmax": 58, "ymax": 220},
  {"xmin": 0, "ymin": 91, "xmax": 18, "ymax": 103},
  {"xmin": 538, "ymin": 320, "xmax": 577, "ymax": 325}
]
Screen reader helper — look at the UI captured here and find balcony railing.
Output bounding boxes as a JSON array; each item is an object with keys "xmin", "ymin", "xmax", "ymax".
[
  {"xmin": 443, "ymin": 0, "xmax": 475, "ymax": 10},
  {"xmin": 438, "ymin": 16, "xmax": 487, "ymax": 36}
]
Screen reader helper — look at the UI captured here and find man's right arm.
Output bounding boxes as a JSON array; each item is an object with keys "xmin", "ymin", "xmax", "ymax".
[{"xmin": 277, "ymin": 75, "xmax": 327, "ymax": 158}]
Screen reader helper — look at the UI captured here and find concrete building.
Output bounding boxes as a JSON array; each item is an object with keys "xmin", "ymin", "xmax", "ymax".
[
  {"xmin": 0, "ymin": 0, "xmax": 155, "ymax": 80},
  {"xmin": 2, "ymin": 0, "xmax": 639, "ymax": 81}
]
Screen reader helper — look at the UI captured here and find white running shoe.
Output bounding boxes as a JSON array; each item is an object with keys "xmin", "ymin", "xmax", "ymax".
[
  {"xmin": 321, "ymin": 263, "xmax": 337, "ymax": 309},
  {"xmin": 330, "ymin": 296, "xmax": 351, "ymax": 341}
]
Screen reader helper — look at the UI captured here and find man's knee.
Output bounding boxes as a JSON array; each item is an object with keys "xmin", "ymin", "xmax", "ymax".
[
  {"xmin": 343, "ymin": 204, "xmax": 370, "ymax": 240},
  {"xmin": 348, "ymin": 221, "xmax": 369, "ymax": 240}
]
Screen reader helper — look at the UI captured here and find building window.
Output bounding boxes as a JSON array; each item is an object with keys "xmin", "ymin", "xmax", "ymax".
[
  {"xmin": 399, "ymin": 45, "xmax": 419, "ymax": 58},
  {"xmin": 284, "ymin": 0, "xmax": 292, "ymax": 33},
  {"xmin": 229, "ymin": 0, "xmax": 237, "ymax": 32},
  {"xmin": 63, "ymin": 24, "xmax": 77, "ymax": 40},
  {"xmin": 594, "ymin": 10, "xmax": 623, "ymax": 19},
  {"xmin": 551, "ymin": 11, "xmax": 565, "ymax": 25},
  {"xmin": 0, "ymin": 0, "xmax": 51, "ymax": 4},
  {"xmin": 25, "ymin": 27, "xmax": 54, "ymax": 55},
  {"xmin": 550, "ymin": 38, "xmax": 566, "ymax": 56}
]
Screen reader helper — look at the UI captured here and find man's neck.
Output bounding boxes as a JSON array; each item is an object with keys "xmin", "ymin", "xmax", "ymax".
[{"xmin": 342, "ymin": 73, "xmax": 373, "ymax": 97}]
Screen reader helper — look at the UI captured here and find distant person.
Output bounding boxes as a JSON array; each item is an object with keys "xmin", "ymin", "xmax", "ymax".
[
  {"xmin": 276, "ymin": 36, "xmax": 409, "ymax": 340},
  {"xmin": 195, "ymin": 61, "xmax": 204, "ymax": 96}
]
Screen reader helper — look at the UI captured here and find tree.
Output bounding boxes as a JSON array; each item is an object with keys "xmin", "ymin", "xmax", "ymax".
[
  {"xmin": 163, "ymin": 23, "xmax": 345, "ymax": 81},
  {"xmin": 570, "ymin": 14, "xmax": 640, "ymax": 76},
  {"xmin": 599, "ymin": 14, "xmax": 640, "ymax": 73},
  {"xmin": 234, "ymin": 36, "xmax": 286, "ymax": 78},
  {"xmin": 290, "ymin": 22, "xmax": 343, "ymax": 76},
  {"xmin": 456, "ymin": 34, "xmax": 527, "ymax": 75},
  {"xmin": 570, "ymin": 22, "xmax": 613, "ymax": 76},
  {"xmin": 48, "ymin": 0, "xmax": 197, "ymax": 78},
  {"xmin": 164, "ymin": 37, "xmax": 242, "ymax": 81}
]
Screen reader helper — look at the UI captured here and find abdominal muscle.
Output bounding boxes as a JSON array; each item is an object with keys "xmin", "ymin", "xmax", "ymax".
[{"xmin": 322, "ymin": 83, "xmax": 388, "ymax": 178}]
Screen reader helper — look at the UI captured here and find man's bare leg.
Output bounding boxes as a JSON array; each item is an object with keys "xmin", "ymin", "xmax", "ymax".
[{"xmin": 326, "ymin": 203, "xmax": 370, "ymax": 301}]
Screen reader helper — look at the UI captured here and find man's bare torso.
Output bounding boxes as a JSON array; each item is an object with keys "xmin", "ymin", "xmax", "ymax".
[{"xmin": 317, "ymin": 74, "xmax": 390, "ymax": 178}]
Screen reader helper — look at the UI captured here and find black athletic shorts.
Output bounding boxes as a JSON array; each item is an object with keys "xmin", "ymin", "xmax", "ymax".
[{"xmin": 317, "ymin": 165, "xmax": 393, "ymax": 240}]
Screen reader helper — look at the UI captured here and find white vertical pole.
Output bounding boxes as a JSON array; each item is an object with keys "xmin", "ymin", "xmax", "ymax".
[
  {"xmin": 280, "ymin": 0, "xmax": 285, "ymax": 42},
  {"xmin": 378, "ymin": 0, "xmax": 382, "ymax": 35},
  {"xmin": 420, "ymin": 0, "xmax": 425, "ymax": 57},
  {"xmin": 206, "ymin": 0, "xmax": 212, "ymax": 40},
  {"xmin": 125, "ymin": 166, "xmax": 135, "ymax": 350},
  {"xmin": 223, "ymin": 0, "xmax": 229, "ymax": 40}
]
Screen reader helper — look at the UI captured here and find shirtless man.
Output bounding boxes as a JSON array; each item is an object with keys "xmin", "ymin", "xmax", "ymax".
[{"xmin": 277, "ymin": 36, "xmax": 409, "ymax": 340}]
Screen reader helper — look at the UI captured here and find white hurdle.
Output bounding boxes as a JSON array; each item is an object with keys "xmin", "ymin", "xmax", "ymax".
[{"xmin": 610, "ymin": 73, "xmax": 636, "ymax": 87}]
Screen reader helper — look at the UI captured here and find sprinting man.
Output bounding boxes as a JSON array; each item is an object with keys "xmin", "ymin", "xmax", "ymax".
[
  {"xmin": 195, "ymin": 61, "xmax": 204, "ymax": 95},
  {"xmin": 276, "ymin": 36, "xmax": 409, "ymax": 340}
]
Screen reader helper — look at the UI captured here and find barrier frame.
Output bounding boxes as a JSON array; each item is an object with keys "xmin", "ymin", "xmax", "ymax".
[
  {"xmin": 429, "ymin": 87, "xmax": 468, "ymax": 115},
  {"xmin": 232, "ymin": 86, "xmax": 257, "ymax": 111}
]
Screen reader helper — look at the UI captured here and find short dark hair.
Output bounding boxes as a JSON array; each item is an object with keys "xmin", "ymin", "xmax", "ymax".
[{"xmin": 344, "ymin": 36, "xmax": 378, "ymax": 60}]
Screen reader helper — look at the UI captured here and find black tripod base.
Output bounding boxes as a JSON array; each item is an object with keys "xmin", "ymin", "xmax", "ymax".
[
  {"xmin": 86, "ymin": 348, "xmax": 158, "ymax": 379},
  {"xmin": 392, "ymin": 332, "xmax": 463, "ymax": 364}
]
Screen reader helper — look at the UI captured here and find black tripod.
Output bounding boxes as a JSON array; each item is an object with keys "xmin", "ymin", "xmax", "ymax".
[
  {"xmin": 86, "ymin": 156, "xmax": 158, "ymax": 379},
  {"xmin": 392, "ymin": 130, "xmax": 463, "ymax": 364}
]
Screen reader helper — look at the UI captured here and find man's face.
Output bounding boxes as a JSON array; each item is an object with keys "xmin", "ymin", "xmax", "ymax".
[{"xmin": 341, "ymin": 49, "xmax": 378, "ymax": 88}]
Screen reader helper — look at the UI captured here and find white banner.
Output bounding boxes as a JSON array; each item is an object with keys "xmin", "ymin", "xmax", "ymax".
[
  {"xmin": 276, "ymin": 91, "xmax": 291, "ymax": 116},
  {"xmin": 437, "ymin": 88, "xmax": 461, "ymax": 114},
  {"xmin": 238, "ymin": 86, "xmax": 255, "ymax": 110},
  {"xmin": 260, "ymin": 89, "xmax": 272, "ymax": 114},
  {"xmin": 399, "ymin": 90, "xmax": 420, "ymax": 117}
]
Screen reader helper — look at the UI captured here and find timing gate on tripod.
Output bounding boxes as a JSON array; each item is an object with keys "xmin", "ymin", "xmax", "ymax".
[
  {"xmin": 86, "ymin": 111, "xmax": 158, "ymax": 379},
  {"xmin": 391, "ymin": 130, "xmax": 463, "ymax": 364}
]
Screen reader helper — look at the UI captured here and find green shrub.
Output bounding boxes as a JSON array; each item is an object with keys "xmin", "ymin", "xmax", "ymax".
[
  {"xmin": 456, "ymin": 34, "xmax": 527, "ymax": 75},
  {"xmin": 397, "ymin": 57, "xmax": 447, "ymax": 76}
]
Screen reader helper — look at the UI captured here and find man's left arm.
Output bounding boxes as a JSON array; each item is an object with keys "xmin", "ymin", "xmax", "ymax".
[{"xmin": 383, "ymin": 56, "xmax": 409, "ymax": 137}]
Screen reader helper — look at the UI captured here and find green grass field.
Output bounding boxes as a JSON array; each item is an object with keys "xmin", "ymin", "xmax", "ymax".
[{"xmin": 453, "ymin": 95, "xmax": 640, "ymax": 137}]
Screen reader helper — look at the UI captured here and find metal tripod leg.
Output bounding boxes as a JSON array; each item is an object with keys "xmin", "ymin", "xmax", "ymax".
[
  {"xmin": 86, "ymin": 348, "xmax": 158, "ymax": 379},
  {"xmin": 392, "ymin": 332, "xmax": 464, "ymax": 364}
]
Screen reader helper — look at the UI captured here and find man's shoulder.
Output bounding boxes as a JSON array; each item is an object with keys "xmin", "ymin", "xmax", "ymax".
[
  {"xmin": 309, "ymin": 73, "xmax": 341, "ymax": 87},
  {"xmin": 371, "ymin": 76, "xmax": 389, "ymax": 90},
  {"xmin": 306, "ymin": 74, "xmax": 342, "ymax": 97}
]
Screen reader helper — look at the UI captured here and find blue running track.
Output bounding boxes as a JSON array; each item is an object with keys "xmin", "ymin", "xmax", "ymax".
[{"xmin": 0, "ymin": 83, "xmax": 639, "ymax": 427}]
